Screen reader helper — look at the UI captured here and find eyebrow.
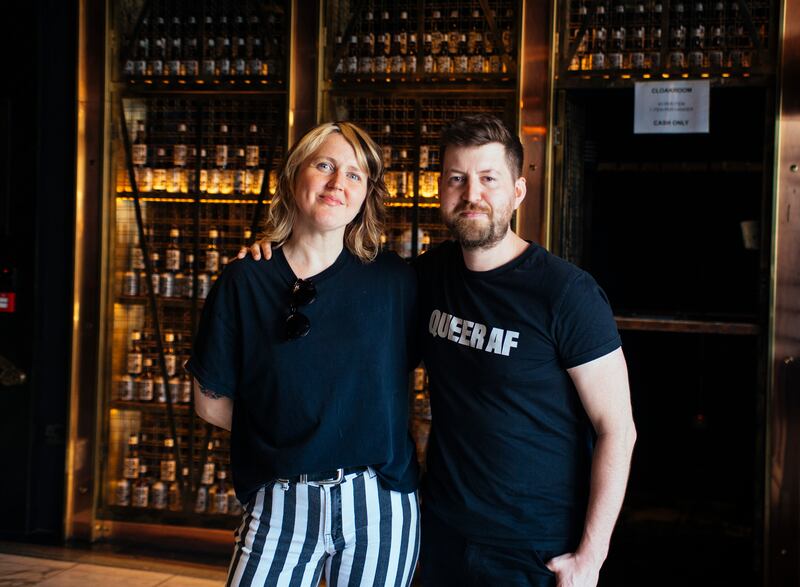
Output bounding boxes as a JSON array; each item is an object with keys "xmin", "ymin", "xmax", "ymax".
[{"xmin": 446, "ymin": 168, "xmax": 501, "ymax": 175}]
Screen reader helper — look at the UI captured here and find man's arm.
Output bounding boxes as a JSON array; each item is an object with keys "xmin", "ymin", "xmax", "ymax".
[
  {"xmin": 546, "ymin": 346, "xmax": 637, "ymax": 586},
  {"xmin": 194, "ymin": 379, "xmax": 234, "ymax": 431}
]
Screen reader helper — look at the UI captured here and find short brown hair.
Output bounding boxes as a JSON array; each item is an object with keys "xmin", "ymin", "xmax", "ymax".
[
  {"xmin": 260, "ymin": 121, "xmax": 388, "ymax": 262},
  {"xmin": 439, "ymin": 114, "xmax": 523, "ymax": 178}
]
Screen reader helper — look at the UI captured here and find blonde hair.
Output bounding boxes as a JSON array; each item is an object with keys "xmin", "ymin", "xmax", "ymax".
[{"xmin": 260, "ymin": 121, "xmax": 388, "ymax": 262}]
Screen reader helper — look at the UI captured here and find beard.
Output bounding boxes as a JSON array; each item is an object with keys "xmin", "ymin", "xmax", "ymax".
[{"xmin": 443, "ymin": 201, "xmax": 513, "ymax": 250}]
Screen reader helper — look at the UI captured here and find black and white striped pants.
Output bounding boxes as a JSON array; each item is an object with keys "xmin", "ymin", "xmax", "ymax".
[{"xmin": 226, "ymin": 469, "xmax": 420, "ymax": 587}]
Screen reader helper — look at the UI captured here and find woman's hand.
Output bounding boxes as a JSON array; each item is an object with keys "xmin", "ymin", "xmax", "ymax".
[{"xmin": 236, "ymin": 238, "xmax": 273, "ymax": 261}]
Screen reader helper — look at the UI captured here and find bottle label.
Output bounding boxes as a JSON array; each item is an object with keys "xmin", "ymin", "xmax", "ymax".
[
  {"xmin": 134, "ymin": 167, "xmax": 153, "ymax": 192},
  {"xmin": 203, "ymin": 59, "xmax": 216, "ymax": 76},
  {"xmin": 138, "ymin": 379, "xmax": 154, "ymax": 401},
  {"xmin": 165, "ymin": 249, "xmax": 181, "ymax": 271},
  {"xmin": 184, "ymin": 60, "xmax": 199, "ymax": 76},
  {"xmin": 132, "ymin": 145, "xmax": 147, "ymax": 166},
  {"xmin": 151, "ymin": 483, "xmax": 168, "ymax": 509},
  {"xmin": 116, "ymin": 480, "xmax": 131, "ymax": 506},
  {"xmin": 423, "ymin": 55, "xmax": 434, "ymax": 73},
  {"xmin": 127, "ymin": 352, "xmax": 142, "ymax": 375},
  {"xmin": 419, "ymin": 146, "xmax": 429, "ymax": 169},
  {"xmin": 123, "ymin": 456, "xmax": 140, "ymax": 479},
  {"xmin": 119, "ymin": 376, "xmax": 135, "ymax": 401},
  {"xmin": 169, "ymin": 378, "xmax": 181, "ymax": 403},
  {"xmin": 468, "ymin": 55, "xmax": 484, "ymax": 73},
  {"xmin": 214, "ymin": 492, "xmax": 229, "ymax": 514},
  {"xmin": 234, "ymin": 169, "xmax": 246, "ymax": 194},
  {"xmin": 249, "ymin": 58, "xmax": 262, "ymax": 76},
  {"xmin": 135, "ymin": 60, "xmax": 147, "ymax": 76},
  {"xmin": 161, "ymin": 460, "xmax": 177, "ymax": 482},
  {"xmin": 406, "ymin": 55, "xmax": 417, "ymax": 74},
  {"xmin": 202, "ymin": 463, "xmax": 215, "ymax": 486},
  {"xmin": 180, "ymin": 379, "xmax": 193, "ymax": 403},
  {"xmin": 631, "ymin": 52, "xmax": 646, "ymax": 69},
  {"xmin": 448, "ymin": 32, "xmax": 460, "ymax": 53},
  {"xmin": 199, "ymin": 169, "xmax": 208, "ymax": 193},
  {"xmin": 155, "ymin": 377, "xmax": 167, "ymax": 403},
  {"xmin": 122, "ymin": 271, "xmax": 138, "ymax": 296},
  {"xmin": 234, "ymin": 58, "xmax": 246, "ymax": 75},
  {"xmin": 390, "ymin": 55, "xmax": 405, "ymax": 73},
  {"xmin": 150, "ymin": 272, "xmax": 160, "ymax": 295},
  {"xmin": 455, "ymin": 55, "xmax": 468, "ymax": 73},
  {"xmin": 359, "ymin": 56, "xmax": 373, "ymax": 74},
  {"xmin": 124, "ymin": 60, "xmax": 135, "ymax": 76},
  {"xmin": 165, "ymin": 353, "xmax": 177, "ymax": 377},
  {"xmin": 151, "ymin": 60, "xmax": 164, "ymax": 76},
  {"xmin": 608, "ymin": 53, "xmax": 624, "ymax": 69},
  {"xmin": 153, "ymin": 168, "xmax": 167, "ymax": 191},
  {"xmin": 218, "ymin": 58, "xmax": 231, "ymax": 75},
  {"xmin": 173, "ymin": 144, "xmax": 187, "ymax": 167},
  {"xmin": 431, "ymin": 33, "xmax": 444, "ymax": 54},
  {"xmin": 246, "ymin": 146, "xmax": 259, "ymax": 168},
  {"xmin": 206, "ymin": 251, "xmax": 220, "ymax": 274},
  {"xmin": 346, "ymin": 56, "xmax": 358, "ymax": 73},
  {"xmin": 216, "ymin": 145, "xmax": 228, "ymax": 168},
  {"xmin": 194, "ymin": 486, "xmax": 208, "ymax": 513},
  {"xmin": 437, "ymin": 55, "xmax": 451, "ymax": 74},
  {"xmin": 197, "ymin": 274, "xmax": 211, "ymax": 299},
  {"xmin": 133, "ymin": 485, "xmax": 149, "ymax": 507}
]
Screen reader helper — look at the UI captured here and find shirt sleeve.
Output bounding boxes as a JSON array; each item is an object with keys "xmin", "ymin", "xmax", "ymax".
[
  {"xmin": 184, "ymin": 272, "xmax": 241, "ymax": 398},
  {"xmin": 553, "ymin": 271, "xmax": 621, "ymax": 369}
]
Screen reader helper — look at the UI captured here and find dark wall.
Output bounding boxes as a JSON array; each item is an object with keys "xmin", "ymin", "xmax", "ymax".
[{"xmin": 0, "ymin": 0, "xmax": 77, "ymax": 540}]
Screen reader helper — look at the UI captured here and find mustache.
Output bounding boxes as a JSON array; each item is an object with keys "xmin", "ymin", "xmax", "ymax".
[{"xmin": 454, "ymin": 203, "xmax": 491, "ymax": 214}]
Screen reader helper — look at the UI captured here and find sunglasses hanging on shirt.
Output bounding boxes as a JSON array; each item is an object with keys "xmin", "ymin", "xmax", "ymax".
[{"xmin": 285, "ymin": 278, "xmax": 316, "ymax": 339}]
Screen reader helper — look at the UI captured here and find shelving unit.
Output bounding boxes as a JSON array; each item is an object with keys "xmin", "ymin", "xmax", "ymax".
[
  {"xmin": 549, "ymin": 2, "xmax": 777, "ymax": 584},
  {"xmin": 97, "ymin": 0, "xmax": 291, "ymax": 537}
]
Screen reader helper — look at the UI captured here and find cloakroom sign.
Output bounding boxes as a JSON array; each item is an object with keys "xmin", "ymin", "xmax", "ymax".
[{"xmin": 634, "ymin": 80, "xmax": 710, "ymax": 134}]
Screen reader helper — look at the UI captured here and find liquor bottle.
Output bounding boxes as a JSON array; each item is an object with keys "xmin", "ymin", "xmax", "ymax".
[
  {"xmin": 688, "ymin": 2, "xmax": 706, "ymax": 68},
  {"xmin": 209, "ymin": 468, "xmax": 230, "ymax": 514},
  {"xmin": 264, "ymin": 15, "xmax": 282, "ymax": 79},
  {"xmin": 374, "ymin": 34, "xmax": 389, "ymax": 74},
  {"xmin": 163, "ymin": 331, "xmax": 177, "ymax": 377},
  {"xmin": 669, "ymin": 1, "xmax": 687, "ymax": 69},
  {"xmin": 423, "ymin": 34, "xmax": 434, "ymax": 74},
  {"xmin": 160, "ymin": 245, "xmax": 176, "ymax": 297},
  {"xmin": 246, "ymin": 124, "xmax": 263, "ymax": 195},
  {"xmin": 591, "ymin": 3, "xmax": 608, "ymax": 70},
  {"xmin": 152, "ymin": 147, "xmax": 167, "ymax": 192},
  {"xmin": 150, "ymin": 16, "xmax": 166, "ymax": 76},
  {"xmin": 708, "ymin": 2, "xmax": 725, "ymax": 68},
  {"xmin": 346, "ymin": 35, "xmax": 359, "ymax": 74},
  {"xmin": 202, "ymin": 17, "xmax": 216, "ymax": 76},
  {"xmin": 179, "ymin": 360, "xmax": 193, "ymax": 403},
  {"xmin": 183, "ymin": 15, "xmax": 199, "ymax": 77},
  {"xmin": 398, "ymin": 11, "xmax": 409, "ymax": 55},
  {"xmin": 454, "ymin": 34, "xmax": 469, "ymax": 73},
  {"xmin": 159, "ymin": 437, "xmax": 177, "ymax": 487},
  {"xmin": 197, "ymin": 148, "xmax": 209, "ymax": 193},
  {"xmin": 132, "ymin": 464, "xmax": 151, "ymax": 508},
  {"xmin": 436, "ymin": 38, "xmax": 452, "ymax": 75},
  {"xmin": 333, "ymin": 35, "xmax": 344, "ymax": 74},
  {"xmin": 363, "ymin": 9, "xmax": 376, "ymax": 51},
  {"xmin": 154, "ymin": 361, "xmax": 167, "ymax": 403},
  {"xmin": 217, "ymin": 15, "xmax": 232, "ymax": 76},
  {"xmin": 220, "ymin": 144, "xmax": 235, "ymax": 196},
  {"xmin": 447, "ymin": 10, "xmax": 461, "ymax": 54},
  {"xmin": 630, "ymin": 1, "xmax": 646, "ymax": 69},
  {"xmin": 380, "ymin": 10, "xmax": 392, "ymax": 56},
  {"xmin": 167, "ymin": 124, "xmax": 187, "ymax": 193},
  {"xmin": 469, "ymin": 34, "xmax": 485, "ymax": 73},
  {"xmin": 359, "ymin": 34, "xmax": 374, "ymax": 74},
  {"xmin": 116, "ymin": 475, "xmax": 131, "ymax": 506},
  {"xmin": 123, "ymin": 433, "xmax": 141, "ymax": 481},
  {"xmin": 146, "ymin": 252, "xmax": 160, "ymax": 295},
  {"xmin": 249, "ymin": 37, "xmax": 264, "ymax": 77},
  {"xmin": 168, "ymin": 466, "xmax": 187, "ymax": 512},
  {"xmin": 430, "ymin": 10, "xmax": 444, "ymax": 56},
  {"xmin": 166, "ymin": 16, "xmax": 182, "ymax": 76},
  {"xmin": 181, "ymin": 253, "xmax": 195, "ymax": 298},
  {"xmin": 233, "ymin": 148, "xmax": 246, "ymax": 194},
  {"xmin": 406, "ymin": 34, "xmax": 418, "ymax": 74},
  {"xmin": 468, "ymin": 9, "xmax": 482, "ymax": 54},
  {"xmin": 608, "ymin": 1, "xmax": 626, "ymax": 69},
  {"xmin": 501, "ymin": 8, "xmax": 515, "ymax": 56},
  {"xmin": 137, "ymin": 357, "xmax": 154, "ymax": 401},
  {"xmin": 233, "ymin": 35, "xmax": 247, "ymax": 76},
  {"xmin": 228, "ymin": 484, "xmax": 243, "ymax": 517},
  {"xmin": 132, "ymin": 120, "xmax": 152, "ymax": 193},
  {"xmin": 571, "ymin": 2, "xmax": 589, "ymax": 71},
  {"xmin": 649, "ymin": 1, "xmax": 664, "ymax": 69},
  {"xmin": 127, "ymin": 330, "xmax": 144, "ymax": 376},
  {"xmin": 201, "ymin": 440, "xmax": 216, "ymax": 486},
  {"xmin": 390, "ymin": 34, "xmax": 405, "ymax": 73},
  {"xmin": 205, "ymin": 228, "xmax": 221, "ymax": 275},
  {"xmin": 487, "ymin": 38, "xmax": 501, "ymax": 73}
]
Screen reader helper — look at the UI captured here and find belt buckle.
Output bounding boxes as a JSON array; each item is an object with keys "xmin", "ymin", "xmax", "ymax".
[{"xmin": 316, "ymin": 468, "xmax": 344, "ymax": 485}]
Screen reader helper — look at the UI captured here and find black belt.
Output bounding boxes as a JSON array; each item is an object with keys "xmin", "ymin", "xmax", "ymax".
[{"xmin": 276, "ymin": 466, "xmax": 368, "ymax": 485}]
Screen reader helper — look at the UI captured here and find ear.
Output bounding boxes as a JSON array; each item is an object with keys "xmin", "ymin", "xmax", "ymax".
[{"xmin": 513, "ymin": 176, "xmax": 527, "ymax": 210}]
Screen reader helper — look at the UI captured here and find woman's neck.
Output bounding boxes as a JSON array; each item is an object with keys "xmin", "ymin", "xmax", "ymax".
[{"xmin": 282, "ymin": 229, "xmax": 345, "ymax": 279}]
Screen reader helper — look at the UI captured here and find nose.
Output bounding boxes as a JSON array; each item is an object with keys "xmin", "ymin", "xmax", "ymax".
[
  {"xmin": 463, "ymin": 176, "xmax": 481, "ymax": 203},
  {"xmin": 326, "ymin": 169, "xmax": 345, "ymax": 190}
]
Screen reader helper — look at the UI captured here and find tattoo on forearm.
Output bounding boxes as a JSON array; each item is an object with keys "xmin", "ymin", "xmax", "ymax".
[{"xmin": 200, "ymin": 384, "xmax": 224, "ymax": 399}]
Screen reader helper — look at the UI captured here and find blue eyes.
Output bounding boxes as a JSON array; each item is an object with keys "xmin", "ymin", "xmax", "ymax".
[{"xmin": 315, "ymin": 161, "xmax": 362, "ymax": 182}]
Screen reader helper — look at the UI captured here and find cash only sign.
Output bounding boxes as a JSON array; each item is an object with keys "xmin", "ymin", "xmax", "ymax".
[{"xmin": 634, "ymin": 79, "xmax": 710, "ymax": 134}]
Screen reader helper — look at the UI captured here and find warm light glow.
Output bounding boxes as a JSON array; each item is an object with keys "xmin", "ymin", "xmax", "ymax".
[
  {"xmin": 621, "ymin": 74, "xmax": 631, "ymax": 79},
  {"xmin": 701, "ymin": 73, "xmax": 710, "ymax": 78},
  {"xmin": 116, "ymin": 195, "xmax": 270, "ymax": 205},
  {"xmin": 289, "ymin": 109, "xmax": 295, "ymax": 128},
  {"xmin": 643, "ymin": 74, "xmax": 651, "ymax": 79},
  {"xmin": 681, "ymin": 73, "xmax": 689, "ymax": 78},
  {"xmin": 722, "ymin": 72, "xmax": 730, "ymax": 78},
  {"xmin": 662, "ymin": 73, "xmax": 670, "ymax": 78},
  {"xmin": 522, "ymin": 126, "xmax": 547, "ymax": 136}
]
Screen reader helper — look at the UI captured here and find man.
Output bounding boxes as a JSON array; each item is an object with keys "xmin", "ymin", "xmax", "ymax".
[
  {"xmin": 240, "ymin": 114, "xmax": 636, "ymax": 587},
  {"xmin": 413, "ymin": 114, "xmax": 636, "ymax": 587}
]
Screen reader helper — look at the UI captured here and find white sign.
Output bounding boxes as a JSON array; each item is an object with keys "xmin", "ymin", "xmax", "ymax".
[{"xmin": 634, "ymin": 80, "xmax": 710, "ymax": 134}]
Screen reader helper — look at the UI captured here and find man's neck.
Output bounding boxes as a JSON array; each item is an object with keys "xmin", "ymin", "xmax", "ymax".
[{"xmin": 460, "ymin": 230, "xmax": 530, "ymax": 273}]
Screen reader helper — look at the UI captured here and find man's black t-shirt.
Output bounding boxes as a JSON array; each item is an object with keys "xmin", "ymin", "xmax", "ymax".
[
  {"xmin": 186, "ymin": 248, "xmax": 419, "ymax": 504},
  {"xmin": 414, "ymin": 240, "xmax": 621, "ymax": 551}
]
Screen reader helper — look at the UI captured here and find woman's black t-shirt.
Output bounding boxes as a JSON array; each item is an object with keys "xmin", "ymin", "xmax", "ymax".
[{"xmin": 186, "ymin": 247, "xmax": 419, "ymax": 503}]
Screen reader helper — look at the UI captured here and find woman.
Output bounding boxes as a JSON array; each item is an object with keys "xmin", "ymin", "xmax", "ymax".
[{"xmin": 186, "ymin": 121, "xmax": 420, "ymax": 587}]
